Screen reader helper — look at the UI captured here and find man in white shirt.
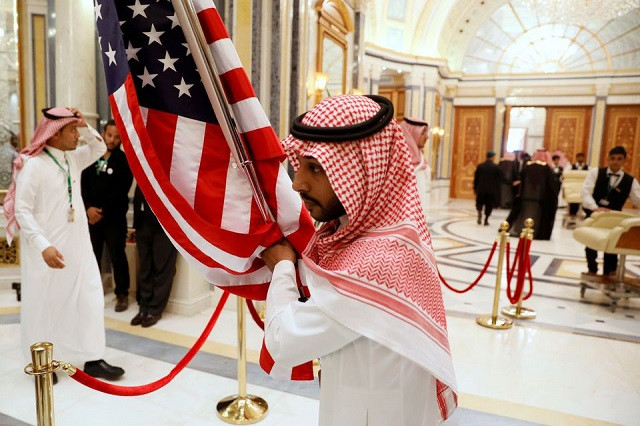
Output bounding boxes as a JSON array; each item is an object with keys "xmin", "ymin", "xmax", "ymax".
[
  {"xmin": 4, "ymin": 107, "xmax": 125, "ymax": 383},
  {"xmin": 261, "ymin": 95, "xmax": 457, "ymax": 425},
  {"xmin": 581, "ymin": 146, "xmax": 640, "ymax": 275}
]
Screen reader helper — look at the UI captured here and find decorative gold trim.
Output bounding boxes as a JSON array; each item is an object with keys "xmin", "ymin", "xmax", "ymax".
[{"xmin": 17, "ymin": 0, "xmax": 27, "ymax": 150}]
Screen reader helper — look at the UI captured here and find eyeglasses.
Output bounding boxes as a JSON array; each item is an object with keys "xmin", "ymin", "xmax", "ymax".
[{"xmin": 41, "ymin": 107, "xmax": 79, "ymax": 120}]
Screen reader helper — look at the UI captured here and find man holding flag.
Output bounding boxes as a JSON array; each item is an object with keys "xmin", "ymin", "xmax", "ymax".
[{"xmin": 261, "ymin": 95, "xmax": 458, "ymax": 425}]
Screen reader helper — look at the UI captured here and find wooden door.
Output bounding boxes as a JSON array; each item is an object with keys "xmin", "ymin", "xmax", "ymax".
[
  {"xmin": 544, "ymin": 106, "xmax": 592, "ymax": 164},
  {"xmin": 450, "ymin": 106, "xmax": 495, "ymax": 199},
  {"xmin": 601, "ymin": 105, "xmax": 640, "ymax": 175},
  {"xmin": 378, "ymin": 88, "xmax": 405, "ymax": 121}
]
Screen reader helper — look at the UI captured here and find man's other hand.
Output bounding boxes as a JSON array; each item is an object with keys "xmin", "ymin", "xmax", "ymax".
[
  {"xmin": 68, "ymin": 107, "xmax": 87, "ymax": 127},
  {"xmin": 261, "ymin": 240, "xmax": 297, "ymax": 272},
  {"xmin": 512, "ymin": 180, "xmax": 521, "ymax": 186},
  {"xmin": 87, "ymin": 207, "xmax": 103, "ymax": 224},
  {"xmin": 42, "ymin": 246, "xmax": 65, "ymax": 269}
]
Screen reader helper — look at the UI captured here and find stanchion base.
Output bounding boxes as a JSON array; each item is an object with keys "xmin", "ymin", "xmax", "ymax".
[
  {"xmin": 216, "ymin": 394, "xmax": 268, "ymax": 424},
  {"xmin": 501, "ymin": 305, "xmax": 536, "ymax": 319},
  {"xmin": 476, "ymin": 315, "xmax": 513, "ymax": 329}
]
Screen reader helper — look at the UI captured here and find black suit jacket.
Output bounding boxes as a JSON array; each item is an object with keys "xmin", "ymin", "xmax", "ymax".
[
  {"xmin": 474, "ymin": 160, "xmax": 507, "ymax": 196},
  {"xmin": 81, "ymin": 148, "xmax": 133, "ymax": 221},
  {"xmin": 133, "ymin": 185, "xmax": 161, "ymax": 230}
]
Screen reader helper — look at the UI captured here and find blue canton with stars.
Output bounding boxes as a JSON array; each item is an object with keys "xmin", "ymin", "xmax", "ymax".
[{"xmin": 95, "ymin": 0, "xmax": 216, "ymax": 123}]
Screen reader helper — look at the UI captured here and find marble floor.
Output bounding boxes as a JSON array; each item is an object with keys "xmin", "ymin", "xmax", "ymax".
[{"xmin": 1, "ymin": 199, "xmax": 639, "ymax": 425}]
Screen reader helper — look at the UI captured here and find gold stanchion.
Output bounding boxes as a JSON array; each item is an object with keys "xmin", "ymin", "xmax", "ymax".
[
  {"xmin": 476, "ymin": 221, "xmax": 513, "ymax": 329},
  {"xmin": 502, "ymin": 218, "xmax": 537, "ymax": 320},
  {"xmin": 24, "ymin": 342, "xmax": 59, "ymax": 426},
  {"xmin": 217, "ymin": 297, "xmax": 268, "ymax": 424}
]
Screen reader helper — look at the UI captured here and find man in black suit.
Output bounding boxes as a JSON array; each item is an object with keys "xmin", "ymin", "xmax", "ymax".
[
  {"xmin": 130, "ymin": 185, "xmax": 178, "ymax": 327},
  {"xmin": 81, "ymin": 120, "xmax": 134, "ymax": 312},
  {"xmin": 581, "ymin": 146, "xmax": 640, "ymax": 275},
  {"xmin": 474, "ymin": 151, "xmax": 509, "ymax": 226},
  {"xmin": 568, "ymin": 152, "xmax": 589, "ymax": 218},
  {"xmin": 572, "ymin": 152, "xmax": 589, "ymax": 170}
]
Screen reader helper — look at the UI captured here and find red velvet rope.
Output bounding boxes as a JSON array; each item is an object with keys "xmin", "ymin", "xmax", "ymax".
[
  {"xmin": 507, "ymin": 238, "xmax": 532, "ymax": 304},
  {"xmin": 439, "ymin": 240, "xmax": 498, "ymax": 293},
  {"xmin": 523, "ymin": 250, "xmax": 534, "ymax": 301},
  {"xmin": 506, "ymin": 238, "xmax": 523, "ymax": 286},
  {"xmin": 245, "ymin": 299, "xmax": 265, "ymax": 330},
  {"xmin": 69, "ymin": 291, "xmax": 230, "ymax": 396}
]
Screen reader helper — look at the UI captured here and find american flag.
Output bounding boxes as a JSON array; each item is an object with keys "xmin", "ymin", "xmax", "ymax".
[{"xmin": 94, "ymin": 0, "xmax": 315, "ymax": 301}]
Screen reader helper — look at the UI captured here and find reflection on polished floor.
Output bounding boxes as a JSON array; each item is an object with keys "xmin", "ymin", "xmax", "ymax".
[{"xmin": 1, "ymin": 199, "xmax": 638, "ymax": 425}]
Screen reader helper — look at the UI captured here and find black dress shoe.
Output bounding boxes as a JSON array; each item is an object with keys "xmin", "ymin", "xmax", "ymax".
[
  {"xmin": 141, "ymin": 312, "xmax": 161, "ymax": 328},
  {"xmin": 83, "ymin": 359, "xmax": 125, "ymax": 381},
  {"xmin": 115, "ymin": 295, "xmax": 129, "ymax": 312},
  {"xmin": 130, "ymin": 311, "xmax": 145, "ymax": 326}
]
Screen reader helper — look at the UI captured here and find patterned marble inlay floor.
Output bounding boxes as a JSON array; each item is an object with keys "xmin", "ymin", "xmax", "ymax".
[{"xmin": 0, "ymin": 199, "xmax": 638, "ymax": 425}]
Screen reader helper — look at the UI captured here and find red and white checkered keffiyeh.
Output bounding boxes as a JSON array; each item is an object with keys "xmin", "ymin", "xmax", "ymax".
[
  {"xmin": 399, "ymin": 118, "xmax": 428, "ymax": 170},
  {"xmin": 3, "ymin": 107, "xmax": 81, "ymax": 244},
  {"xmin": 283, "ymin": 95, "xmax": 457, "ymax": 421}
]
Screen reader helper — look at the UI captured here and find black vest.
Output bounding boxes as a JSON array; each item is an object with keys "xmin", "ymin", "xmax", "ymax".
[{"xmin": 592, "ymin": 167, "xmax": 633, "ymax": 211}]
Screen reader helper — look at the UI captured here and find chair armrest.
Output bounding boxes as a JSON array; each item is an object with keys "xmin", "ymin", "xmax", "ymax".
[
  {"xmin": 606, "ymin": 219, "xmax": 640, "ymax": 253},
  {"xmin": 586, "ymin": 211, "xmax": 636, "ymax": 229}
]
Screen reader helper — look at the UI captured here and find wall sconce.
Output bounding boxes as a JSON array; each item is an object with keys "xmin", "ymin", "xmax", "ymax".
[
  {"xmin": 308, "ymin": 72, "xmax": 329, "ymax": 103},
  {"xmin": 314, "ymin": 72, "xmax": 328, "ymax": 94},
  {"xmin": 431, "ymin": 126, "xmax": 445, "ymax": 136}
]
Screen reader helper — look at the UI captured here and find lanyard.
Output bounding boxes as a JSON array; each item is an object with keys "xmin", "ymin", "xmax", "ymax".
[{"xmin": 43, "ymin": 148, "xmax": 73, "ymax": 207}]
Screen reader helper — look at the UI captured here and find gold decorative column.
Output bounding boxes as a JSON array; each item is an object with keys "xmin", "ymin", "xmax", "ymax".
[
  {"xmin": 477, "ymin": 222, "xmax": 513, "ymax": 329},
  {"xmin": 216, "ymin": 297, "xmax": 268, "ymax": 424}
]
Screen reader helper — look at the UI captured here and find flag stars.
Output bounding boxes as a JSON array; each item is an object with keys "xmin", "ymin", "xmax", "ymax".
[
  {"xmin": 104, "ymin": 42, "xmax": 117, "ymax": 66},
  {"xmin": 94, "ymin": 0, "xmax": 102, "ymax": 21},
  {"xmin": 158, "ymin": 52, "xmax": 178, "ymax": 72},
  {"xmin": 143, "ymin": 24, "xmax": 164, "ymax": 46},
  {"xmin": 167, "ymin": 13, "xmax": 180, "ymax": 29},
  {"xmin": 137, "ymin": 67, "xmax": 158, "ymax": 88},
  {"xmin": 125, "ymin": 41, "xmax": 141, "ymax": 62},
  {"xmin": 128, "ymin": 0, "xmax": 150, "ymax": 19},
  {"xmin": 174, "ymin": 78, "xmax": 194, "ymax": 98},
  {"xmin": 182, "ymin": 43, "xmax": 191, "ymax": 56}
]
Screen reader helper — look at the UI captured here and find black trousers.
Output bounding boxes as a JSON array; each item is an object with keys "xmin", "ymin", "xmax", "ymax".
[
  {"xmin": 568, "ymin": 203, "xmax": 580, "ymax": 215},
  {"xmin": 475, "ymin": 193, "xmax": 495, "ymax": 217},
  {"xmin": 90, "ymin": 217, "xmax": 130, "ymax": 296},
  {"xmin": 585, "ymin": 247, "xmax": 618, "ymax": 274},
  {"xmin": 136, "ymin": 221, "xmax": 178, "ymax": 316}
]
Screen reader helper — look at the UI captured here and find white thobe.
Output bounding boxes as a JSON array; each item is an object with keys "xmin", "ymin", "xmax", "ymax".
[
  {"xmin": 266, "ymin": 260, "xmax": 442, "ymax": 426},
  {"xmin": 15, "ymin": 127, "xmax": 107, "ymax": 364}
]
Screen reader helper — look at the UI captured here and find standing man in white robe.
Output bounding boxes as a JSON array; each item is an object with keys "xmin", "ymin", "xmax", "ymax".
[
  {"xmin": 261, "ymin": 95, "xmax": 457, "ymax": 425},
  {"xmin": 4, "ymin": 107, "xmax": 125, "ymax": 382}
]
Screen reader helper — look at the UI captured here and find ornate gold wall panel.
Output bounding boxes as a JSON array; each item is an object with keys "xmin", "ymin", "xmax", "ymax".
[
  {"xmin": 601, "ymin": 105, "xmax": 640, "ymax": 174},
  {"xmin": 450, "ymin": 106, "xmax": 495, "ymax": 199},
  {"xmin": 544, "ymin": 107, "xmax": 592, "ymax": 163},
  {"xmin": 0, "ymin": 237, "xmax": 19, "ymax": 266}
]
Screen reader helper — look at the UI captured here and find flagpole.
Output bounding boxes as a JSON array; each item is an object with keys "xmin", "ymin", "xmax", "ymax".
[
  {"xmin": 172, "ymin": 0, "xmax": 274, "ymax": 223},
  {"xmin": 172, "ymin": 1, "xmax": 270, "ymax": 422}
]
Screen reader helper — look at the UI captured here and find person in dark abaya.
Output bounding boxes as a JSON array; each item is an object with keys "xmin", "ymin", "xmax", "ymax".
[{"xmin": 506, "ymin": 150, "xmax": 559, "ymax": 240}]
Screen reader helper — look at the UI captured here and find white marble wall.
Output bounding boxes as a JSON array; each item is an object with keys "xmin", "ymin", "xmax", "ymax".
[{"xmin": 53, "ymin": 0, "xmax": 97, "ymax": 127}]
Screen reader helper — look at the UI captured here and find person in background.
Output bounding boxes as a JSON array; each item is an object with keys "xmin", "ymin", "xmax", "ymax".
[
  {"xmin": 81, "ymin": 120, "xmax": 134, "ymax": 312},
  {"xmin": 507, "ymin": 149, "xmax": 559, "ymax": 240},
  {"xmin": 572, "ymin": 152, "xmax": 589, "ymax": 171},
  {"xmin": 6, "ymin": 107, "xmax": 125, "ymax": 383},
  {"xmin": 580, "ymin": 146, "xmax": 640, "ymax": 275},
  {"xmin": 129, "ymin": 185, "xmax": 178, "ymax": 327},
  {"xmin": 399, "ymin": 118, "xmax": 430, "ymax": 211},
  {"xmin": 474, "ymin": 150, "xmax": 509, "ymax": 226}
]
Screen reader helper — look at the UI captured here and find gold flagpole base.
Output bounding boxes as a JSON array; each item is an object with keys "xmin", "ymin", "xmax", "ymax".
[
  {"xmin": 216, "ymin": 394, "xmax": 268, "ymax": 424},
  {"xmin": 501, "ymin": 305, "xmax": 536, "ymax": 319},
  {"xmin": 476, "ymin": 314, "xmax": 513, "ymax": 329}
]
